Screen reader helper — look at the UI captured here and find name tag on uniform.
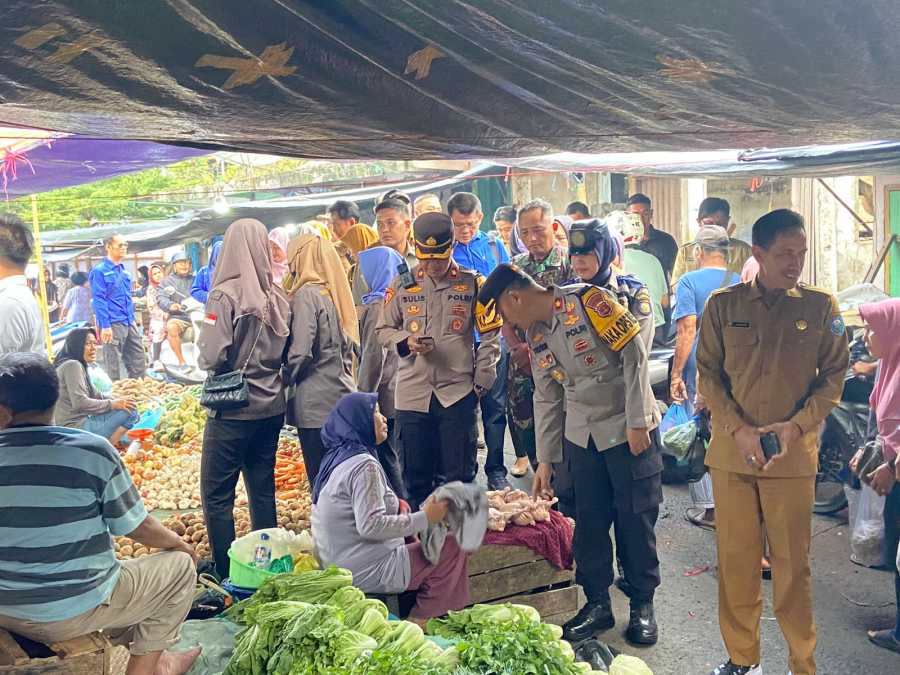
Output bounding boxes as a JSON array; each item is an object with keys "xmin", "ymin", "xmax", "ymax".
[{"xmin": 729, "ymin": 321, "xmax": 751, "ymax": 328}]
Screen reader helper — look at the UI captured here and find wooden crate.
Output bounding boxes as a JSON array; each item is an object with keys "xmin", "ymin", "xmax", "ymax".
[
  {"xmin": 0, "ymin": 629, "xmax": 110, "ymax": 675},
  {"xmin": 469, "ymin": 544, "xmax": 580, "ymax": 624}
]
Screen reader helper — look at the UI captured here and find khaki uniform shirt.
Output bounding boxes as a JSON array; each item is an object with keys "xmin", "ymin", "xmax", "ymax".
[
  {"xmin": 671, "ymin": 238, "xmax": 753, "ymax": 287},
  {"xmin": 527, "ymin": 282, "xmax": 659, "ymax": 463},
  {"xmin": 376, "ymin": 262, "xmax": 501, "ymax": 413},
  {"xmin": 285, "ymin": 283, "xmax": 356, "ymax": 429},
  {"xmin": 697, "ymin": 280, "xmax": 849, "ymax": 477}
]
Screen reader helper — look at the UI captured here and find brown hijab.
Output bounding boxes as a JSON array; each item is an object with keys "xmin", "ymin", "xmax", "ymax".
[
  {"xmin": 211, "ymin": 218, "xmax": 291, "ymax": 337},
  {"xmin": 340, "ymin": 224, "xmax": 379, "ymax": 256},
  {"xmin": 283, "ymin": 234, "xmax": 360, "ymax": 346}
]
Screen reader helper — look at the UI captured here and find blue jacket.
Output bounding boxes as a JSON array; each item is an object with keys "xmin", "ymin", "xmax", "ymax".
[
  {"xmin": 89, "ymin": 258, "xmax": 134, "ymax": 329},
  {"xmin": 191, "ymin": 241, "xmax": 222, "ymax": 304},
  {"xmin": 452, "ymin": 230, "xmax": 509, "ymax": 278}
]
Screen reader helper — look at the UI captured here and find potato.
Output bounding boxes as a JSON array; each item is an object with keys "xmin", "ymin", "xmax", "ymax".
[
  {"xmin": 169, "ymin": 522, "xmax": 186, "ymax": 536},
  {"xmin": 120, "ymin": 545, "xmax": 133, "ymax": 557},
  {"xmin": 191, "ymin": 530, "xmax": 205, "ymax": 543}
]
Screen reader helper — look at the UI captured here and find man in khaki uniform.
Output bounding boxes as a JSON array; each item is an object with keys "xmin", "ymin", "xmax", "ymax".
[
  {"xmin": 697, "ymin": 209, "xmax": 848, "ymax": 675},
  {"xmin": 376, "ymin": 212, "xmax": 501, "ymax": 508},
  {"xmin": 479, "ymin": 227, "xmax": 662, "ymax": 648},
  {"xmin": 671, "ymin": 197, "xmax": 753, "ymax": 286}
]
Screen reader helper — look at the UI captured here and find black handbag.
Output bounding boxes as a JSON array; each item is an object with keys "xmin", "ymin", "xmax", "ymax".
[{"xmin": 200, "ymin": 323, "xmax": 263, "ymax": 411}]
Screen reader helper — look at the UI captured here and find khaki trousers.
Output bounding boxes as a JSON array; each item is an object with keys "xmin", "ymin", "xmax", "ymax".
[
  {"xmin": 711, "ymin": 469, "xmax": 817, "ymax": 675},
  {"xmin": 0, "ymin": 551, "xmax": 195, "ymax": 656}
]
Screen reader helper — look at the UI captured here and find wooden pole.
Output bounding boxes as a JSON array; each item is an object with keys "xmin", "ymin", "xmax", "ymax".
[{"xmin": 30, "ymin": 195, "xmax": 54, "ymax": 356}]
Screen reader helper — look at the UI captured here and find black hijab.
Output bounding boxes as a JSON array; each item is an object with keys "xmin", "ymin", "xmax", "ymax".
[{"xmin": 54, "ymin": 328, "xmax": 98, "ymax": 396}]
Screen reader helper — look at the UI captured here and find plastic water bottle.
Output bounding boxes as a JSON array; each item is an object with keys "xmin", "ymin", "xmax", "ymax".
[{"xmin": 253, "ymin": 533, "xmax": 272, "ymax": 569}]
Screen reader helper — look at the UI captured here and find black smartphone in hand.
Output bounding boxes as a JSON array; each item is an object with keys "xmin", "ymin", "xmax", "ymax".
[{"xmin": 760, "ymin": 432, "xmax": 781, "ymax": 461}]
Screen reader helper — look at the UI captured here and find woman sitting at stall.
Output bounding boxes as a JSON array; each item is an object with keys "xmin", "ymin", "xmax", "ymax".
[
  {"xmin": 311, "ymin": 392, "xmax": 470, "ymax": 622},
  {"xmin": 54, "ymin": 328, "xmax": 138, "ymax": 445},
  {"xmin": 283, "ymin": 234, "xmax": 358, "ymax": 485}
]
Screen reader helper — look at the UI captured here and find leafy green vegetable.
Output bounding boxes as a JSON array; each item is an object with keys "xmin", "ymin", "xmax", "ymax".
[
  {"xmin": 326, "ymin": 585, "xmax": 366, "ymax": 610},
  {"xmin": 225, "ymin": 566, "xmax": 353, "ymax": 624},
  {"xmin": 343, "ymin": 598, "xmax": 389, "ymax": 628},
  {"xmin": 354, "ymin": 607, "xmax": 392, "ymax": 642}
]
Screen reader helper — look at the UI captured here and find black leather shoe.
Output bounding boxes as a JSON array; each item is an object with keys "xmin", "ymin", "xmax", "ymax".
[
  {"xmin": 562, "ymin": 600, "xmax": 615, "ymax": 642},
  {"xmin": 625, "ymin": 601, "xmax": 658, "ymax": 645}
]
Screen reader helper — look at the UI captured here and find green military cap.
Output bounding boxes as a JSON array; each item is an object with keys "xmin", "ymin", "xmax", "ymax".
[
  {"xmin": 477, "ymin": 262, "xmax": 532, "ymax": 307},
  {"xmin": 413, "ymin": 212, "xmax": 454, "ymax": 260}
]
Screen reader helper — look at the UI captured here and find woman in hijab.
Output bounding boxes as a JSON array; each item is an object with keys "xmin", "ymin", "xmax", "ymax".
[
  {"xmin": 283, "ymin": 234, "xmax": 358, "ymax": 486},
  {"xmin": 341, "ymin": 223, "xmax": 379, "ymax": 259},
  {"xmin": 311, "ymin": 392, "xmax": 468, "ymax": 622},
  {"xmin": 197, "ymin": 218, "xmax": 292, "ymax": 579},
  {"xmin": 268, "ymin": 227, "xmax": 290, "ymax": 286},
  {"xmin": 146, "ymin": 262, "xmax": 167, "ymax": 362},
  {"xmin": 356, "ymin": 246, "xmax": 406, "ymax": 496},
  {"xmin": 54, "ymin": 328, "xmax": 138, "ymax": 444},
  {"xmin": 191, "ymin": 240, "xmax": 223, "ymax": 304},
  {"xmin": 857, "ymin": 298, "xmax": 900, "ymax": 654}
]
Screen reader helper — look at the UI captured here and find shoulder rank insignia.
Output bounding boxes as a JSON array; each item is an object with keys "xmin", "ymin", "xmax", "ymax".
[
  {"xmin": 580, "ymin": 287, "xmax": 640, "ymax": 352},
  {"xmin": 475, "ymin": 297, "xmax": 503, "ymax": 334},
  {"xmin": 634, "ymin": 288, "xmax": 653, "ymax": 317}
]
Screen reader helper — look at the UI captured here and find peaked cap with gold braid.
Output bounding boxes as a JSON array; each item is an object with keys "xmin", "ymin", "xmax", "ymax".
[{"xmin": 413, "ymin": 212, "xmax": 454, "ymax": 260}]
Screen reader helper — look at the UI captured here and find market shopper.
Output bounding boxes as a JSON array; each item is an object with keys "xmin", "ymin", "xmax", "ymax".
[
  {"xmin": 157, "ymin": 252, "xmax": 196, "ymax": 369},
  {"xmin": 54, "ymin": 328, "xmax": 139, "ymax": 445},
  {"xmin": 376, "ymin": 212, "xmax": 501, "ymax": 509},
  {"xmin": 190, "ymin": 240, "xmax": 222, "ymax": 304},
  {"xmin": 618, "ymin": 214, "xmax": 669, "ymax": 346},
  {"xmin": 505, "ymin": 200, "xmax": 574, "ymax": 488},
  {"xmin": 146, "ymin": 263, "xmax": 167, "ymax": 363},
  {"xmin": 856, "ymin": 298, "xmax": 900, "ymax": 654},
  {"xmin": 283, "ymin": 233, "xmax": 358, "ymax": 486},
  {"xmin": 327, "ymin": 199, "xmax": 361, "ymax": 240},
  {"xmin": 697, "ymin": 209, "xmax": 848, "ymax": 675},
  {"xmin": 59, "ymin": 271, "xmax": 93, "ymax": 324},
  {"xmin": 53, "ymin": 263, "xmax": 73, "ymax": 304},
  {"xmin": 479, "ymin": 243, "xmax": 662, "ymax": 647},
  {"xmin": 626, "ymin": 193, "xmax": 678, "ymax": 280},
  {"xmin": 448, "ymin": 192, "xmax": 510, "ymax": 490},
  {"xmin": 197, "ymin": 218, "xmax": 292, "ymax": 579},
  {"xmin": 671, "ymin": 197, "xmax": 754, "ymax": 285},
  {"xmin": 374, "ymin": 195, "xmax": 418, "ymax": 268},
  {"xmin": 268, "ymin": 227, "xmax": 290, "ymax": 287},
  {"xmin": 565, "ymin": 201, "xmax": 591, "ymax": 221},
  {"xmin": 671, "ymin": 226, "xmax": 741, "ymax": 530},
  {"xmin": 356, "ymin": 245, "xmax": 407, "ymax": 496},
  {"xmin": 43, "ymin": 268, "xmax": 60, "ymax": 322},
  {"xmin": 0, "ymin": 352, "xmax": 201, "ymax": 675},
  {"xmin": 89, "ymin": 234, "xmax": 146, "ymax": 380},
  {"xmin": 0, "ymin": 213, "xmax": 44, "ymax": 356},
  {"xmin": 310, "ymin": 392, "xmax": 468, "ymax": 622},
  {"xmin": 493, "ymin": 205, "xmax": 518, "ymax": 252},
  {"xmin": 340, "ymin": 223, "xmax": 379, "ymax": 259}
]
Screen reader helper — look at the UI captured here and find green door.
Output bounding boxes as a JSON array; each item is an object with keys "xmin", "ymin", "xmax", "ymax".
[{"xmin": 890, "ymin": 189, "xmax": 900, "ymax": 296}]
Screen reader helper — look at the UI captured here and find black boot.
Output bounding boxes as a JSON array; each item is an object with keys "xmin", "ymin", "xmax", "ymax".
[
  {"xmin": 625, "ymin": 600, "xmax": 658, "ymax": 645},
  {"xmin": 562, "ymin": 600, "xmax": 615, "ymax": 642}
]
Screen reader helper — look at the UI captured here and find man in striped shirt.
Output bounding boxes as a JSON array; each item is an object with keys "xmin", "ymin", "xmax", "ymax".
[{"xmin": 0, "ymin": 353, "xmax": 200, "ymax": 675}]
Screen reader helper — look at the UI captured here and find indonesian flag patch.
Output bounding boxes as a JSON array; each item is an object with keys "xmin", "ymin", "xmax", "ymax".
[{"xmin": 203, "ymin": 313, "xmax": 217, "ymax": 326}]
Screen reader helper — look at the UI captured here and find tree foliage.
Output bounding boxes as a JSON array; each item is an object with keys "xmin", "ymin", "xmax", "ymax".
[{"xmin": 6, "ymin": 156, "xmax": 405, "ymax": 231}]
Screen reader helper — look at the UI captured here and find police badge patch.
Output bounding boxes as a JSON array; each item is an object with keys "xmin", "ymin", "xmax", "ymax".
[{"xmin": 830, "ymin": 315, "xmax": 845, "ymax": 336}]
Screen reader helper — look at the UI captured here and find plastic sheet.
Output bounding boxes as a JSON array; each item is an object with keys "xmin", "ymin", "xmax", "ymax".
[{"xmin": 4, "ymin": 2, "xmax": 900, "ymax": 159}]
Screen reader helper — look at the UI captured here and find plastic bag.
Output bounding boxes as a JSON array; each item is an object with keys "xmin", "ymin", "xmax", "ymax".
[
  {"xmin": 849, "ymin": 483, "xmax": 886, "ymax": 567},
  {"xmin": 659, "ymin": 403, "xmax": 690, "ymax": 436},
  {"xmin": 609, "ymin": 653, "xmax": 653, "ymax": 675},
  {"xmin": 662, "ymin": 418, "xmax": 698, "ymax": 461},
  {"xmin": 88, "ymin": 364, "xmax": 113, "ymax": 396}
]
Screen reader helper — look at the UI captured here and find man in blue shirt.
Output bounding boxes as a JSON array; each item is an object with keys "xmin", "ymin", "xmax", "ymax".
[
  {"xmin": 448, "ymin": 192, "xmax": 510, "ymax": 489},
  {"xmin": 670, "ymin": 225, "xmax": 741, "ymax": 529},
  {"xmin": 89, "ymin": 235, "xmax": 146, "ymax": 380}
]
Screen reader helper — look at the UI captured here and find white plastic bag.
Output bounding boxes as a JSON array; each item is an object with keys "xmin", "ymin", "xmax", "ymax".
[
  {"xmin": 850, "ymin": 483, "xmax": 885, "ymax": 567},
  {"xmin": 88, "ymin": 363, "xmax": 113, "ymax": 396}
]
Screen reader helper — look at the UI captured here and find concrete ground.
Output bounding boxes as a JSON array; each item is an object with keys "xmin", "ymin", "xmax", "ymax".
[{"xmin": 479, "ymin": 443, "xmax": 899, "ymax": 674}]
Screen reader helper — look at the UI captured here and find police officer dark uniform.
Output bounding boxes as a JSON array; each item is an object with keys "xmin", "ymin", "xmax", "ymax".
[
  {"xmin": 479, "ymin": 220, "xmax": 662, "ymax": 647},
  {"xmin": 376, "ymin": 212, "xmax": 502, "ymax": 509}
]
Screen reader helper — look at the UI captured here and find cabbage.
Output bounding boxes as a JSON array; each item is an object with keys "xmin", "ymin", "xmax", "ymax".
[
  {"xmin": 225, "ymin": 566, "xmax": 353, "ymax": 624},
  {"xmin": 333, "ymin": 629, "xmax": 378, "ymax": 666},
  {"xmin": 344, "ymin": 598, "xmax": 389, "ymax": 628},
  {"xmin": 385, "ymin": 621, "xmax": 425, "ymax": 654},
  {"xmin": 355, "ymin": 607, "xmax": 391, "ymax": 641},
  {"xmin": 326, "ymin": 585, "xmax": 366, "ymax": 610}
]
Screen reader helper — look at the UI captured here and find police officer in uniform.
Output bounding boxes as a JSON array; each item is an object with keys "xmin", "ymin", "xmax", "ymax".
[
  {"xmin": 377, "ymin": 212, "xmax": 502, "ymax": 509},
  {"xmin": 479, "ymin": 219, "xmax": 662, "ymax": 647}
]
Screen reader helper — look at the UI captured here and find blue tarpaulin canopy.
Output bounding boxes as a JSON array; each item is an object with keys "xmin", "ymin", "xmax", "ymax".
[{"xmin": 2, "ymin": 2, "xmax": 900, "ymax": 159}]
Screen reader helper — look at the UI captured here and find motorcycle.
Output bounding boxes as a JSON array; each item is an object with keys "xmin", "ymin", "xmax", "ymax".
[
  {"xmin": 814, "ymin": 329, "xmax": 876, "ymax": 514},
  {"xmin": 153, "ymin": 296, "xmax": 207, "ymax": 385}
]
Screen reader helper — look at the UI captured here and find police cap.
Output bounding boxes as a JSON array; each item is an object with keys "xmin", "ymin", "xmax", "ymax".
[
  {"xmin": 413, "ymin": 212, "xmax": 454, "ymax": 260},
  {"xmin": 477, "ymin": 263, "xmax": 532, "ymax": 308},
  {"xmin": 568, "ymin": 218, "xmax": 610, "ymax": 256}
]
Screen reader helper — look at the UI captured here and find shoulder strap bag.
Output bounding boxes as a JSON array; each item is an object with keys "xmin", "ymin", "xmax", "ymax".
[{"xmin": 200, "ymin": 321, "xmax": 264, "ymax": 411}]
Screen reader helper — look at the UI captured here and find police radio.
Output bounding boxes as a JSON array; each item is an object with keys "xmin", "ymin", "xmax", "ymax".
[{"xmin": 397, "ymin": 262, "xmax": 416, "ymax": 289}]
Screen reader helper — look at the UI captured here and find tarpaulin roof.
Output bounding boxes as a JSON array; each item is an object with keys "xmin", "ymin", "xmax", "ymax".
[
  {"xmin": 3, "ymin": 2, "xmax": 900, "ymax": 159},
  {"xmin": 40, "ymin": 163, "xmax": 497, "ymax": 253},
  {"xmin": 0, "ymin": 126, "xmax": 209, "ymax": 196},
  {"xmin": 501, "ymin": 141, "xmax": 900, "ymax": 178}
]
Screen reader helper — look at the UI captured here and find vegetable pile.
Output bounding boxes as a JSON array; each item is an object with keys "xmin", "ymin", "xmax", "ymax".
[
  {"xmin": 486, "ymin": 487, "xmax": 558, "ymax": 531},
  {"xmin": 154, "ymin": 388, "xmax": 206, "ymax": 445},
  {"xmin": 111, "ymin": 377, "xmax": 184, "ymax": 410},
  {"xmin": 220, "ymin": 567, "xmax": 606, "ymax": 674}
]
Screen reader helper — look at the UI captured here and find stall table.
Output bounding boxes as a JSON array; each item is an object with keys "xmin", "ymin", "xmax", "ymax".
[{"xmin": 0, "ymin": 629, "xmax": 110, "ymax": 675}]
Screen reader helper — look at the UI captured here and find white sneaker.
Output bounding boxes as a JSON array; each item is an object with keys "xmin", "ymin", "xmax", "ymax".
[{"xmin": 708, "ymin": 662, "xmax": 762, "ymax": 675}]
